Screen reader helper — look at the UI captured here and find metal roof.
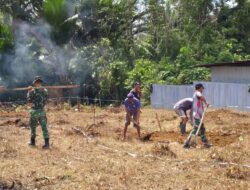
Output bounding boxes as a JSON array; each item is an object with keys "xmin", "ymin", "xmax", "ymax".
[{"xmin": 195, "ymin": 60, "xmax": 250, "ymax": 68}]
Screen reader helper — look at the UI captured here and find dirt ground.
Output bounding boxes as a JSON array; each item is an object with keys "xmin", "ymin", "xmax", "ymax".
[{"xmin": 0, "ymin": 104, "xmax": 250, "ymax": 190}]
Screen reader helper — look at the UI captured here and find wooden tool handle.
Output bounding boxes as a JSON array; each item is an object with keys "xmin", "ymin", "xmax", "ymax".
[{"xmin": 0, "ymin": 85, "xmax": 80, "ymax": 92}]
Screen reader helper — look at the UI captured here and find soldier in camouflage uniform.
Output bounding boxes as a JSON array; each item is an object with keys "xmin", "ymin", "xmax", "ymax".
[{"xmin": 27, "ymin": 76, "xmax": 49, "ymax": 149}]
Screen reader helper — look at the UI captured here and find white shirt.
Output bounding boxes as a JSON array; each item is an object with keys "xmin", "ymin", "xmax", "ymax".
[{"xmin": 192, "ymin": 91, "xmax": 204, "ymax": 119}]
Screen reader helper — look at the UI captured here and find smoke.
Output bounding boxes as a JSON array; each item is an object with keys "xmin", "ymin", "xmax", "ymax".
[
  {"xmin": 0, "ymin": 0, "xmax": 108, "ymax": 101},
  {"xmin": 0, "ymin": 17, "xmax": 91, "ymax": 88}
]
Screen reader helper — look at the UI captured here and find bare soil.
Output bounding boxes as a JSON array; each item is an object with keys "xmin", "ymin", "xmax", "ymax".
[{"xmin": 0, "ymin": 105, "xmax": 250, "ymax": 189}]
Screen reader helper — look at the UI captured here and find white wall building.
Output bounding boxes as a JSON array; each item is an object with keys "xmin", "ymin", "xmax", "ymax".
[
  {"xmin": 151, "ymin": 60, "xmax": 250, "ymax": 110},
  {"xmin": 199, "ymin": 60, "xmax": 250, "ymax": 84}
]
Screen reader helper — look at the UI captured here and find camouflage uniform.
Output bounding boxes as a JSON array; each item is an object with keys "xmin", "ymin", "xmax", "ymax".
[
  {"xmin": 27, "ymin": 88, "xmax": 49, "ymax": 140},
  {"xmin": 190, "ymin": 119, "xmax": 208, "ymax": 143}
]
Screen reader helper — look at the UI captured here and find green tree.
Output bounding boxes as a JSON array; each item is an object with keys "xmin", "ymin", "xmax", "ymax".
[
  {"xmin": 126, "ymin": 59, "xmax": 165, "ymax": 103},
  {"xmin": 0, "ymin": 13, "xmax": 13, "ymax": 52},
  {"xmin": 43, "ymin": 0, "xmax": 72, "ymax": 44}
]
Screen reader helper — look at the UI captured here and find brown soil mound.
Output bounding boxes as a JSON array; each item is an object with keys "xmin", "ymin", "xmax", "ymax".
[
  {"xmin": 143, "ymin": 131, "xmax": 240, "ymax": 147},
  {"xmin": 226, "ymin": 166, "xmax": 250, "ymax": 180},
  {"xmin": 151, "ymin": 142, "xmax": 177, "ymax": 158}
]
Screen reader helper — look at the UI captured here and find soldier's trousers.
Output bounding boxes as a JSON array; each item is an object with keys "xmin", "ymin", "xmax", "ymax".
[
  {"xmin": 30, "ymin": 109, "xmax": 49, "ymax": 139},
  {"xmin": 190, "ymin": 119, "xmax": 208, "ymax": 143}
]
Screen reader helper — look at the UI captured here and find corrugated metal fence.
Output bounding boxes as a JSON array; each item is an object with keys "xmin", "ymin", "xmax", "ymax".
[{"xmin": 150, "ymin": 82, "xmax": 250, "ymax": 110}]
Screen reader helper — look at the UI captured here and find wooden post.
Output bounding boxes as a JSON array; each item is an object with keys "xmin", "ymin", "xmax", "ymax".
[
  {"xmin": 93, "ymin": 105, "xmax": 96, "ymax": 125},
  {"xmin": 77, "ymin": 96, "xmax": 81, "ymax": 111},
  {"xmin": 155, "ymin": 113, "xmax": 162, "ymax": 131},
  {"xmin": 98, "ymin": 92, "xmax": 102, "ymax": 107},
  {"xmin": 57, "ymin": 97, "xmax": 60, "ymax": 110},
  {"xmin": 68, "ymin": 97, "xmax": 71, "ymax": 108}
]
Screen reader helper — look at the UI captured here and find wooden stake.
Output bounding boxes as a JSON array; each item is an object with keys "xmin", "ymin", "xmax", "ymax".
[
  {"xmin": 68, "ymin": 97, "xmax": 72, "ymax": 108},
  {"xmin": 77, "ymin": 96, "xmax": 81, "ymax": 111},
  {"xmin": 155, "ymin": 113, "xmax": 162, "ymax": 131},
  {"xmin": 94, "ymin": 105, "xmax": 96, "ymax": 125}
]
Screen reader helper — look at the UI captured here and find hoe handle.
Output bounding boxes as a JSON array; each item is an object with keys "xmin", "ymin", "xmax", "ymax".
[{"xmin": 195, "ymin": 107, "xmax": 207, "ymax": 137}]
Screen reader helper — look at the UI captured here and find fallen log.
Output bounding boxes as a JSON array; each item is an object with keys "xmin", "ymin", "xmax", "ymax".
[{"xmin": 0, "ymin": 85, "xmax": 80, "ymax": 92}]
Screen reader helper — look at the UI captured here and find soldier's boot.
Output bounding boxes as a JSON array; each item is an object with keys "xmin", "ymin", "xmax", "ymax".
[
  {"xmin": 29, "ymin": 137, "xmax": 36, "ymax": 146},
  {"xmin": 42, "ymin": 138, "xmax": 49, "ymax": 149}
]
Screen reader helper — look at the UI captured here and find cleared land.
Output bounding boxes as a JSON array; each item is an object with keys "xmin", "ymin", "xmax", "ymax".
[{"xmin": 0, "ymin": 104, "xmax": 250, "ymax": 190}]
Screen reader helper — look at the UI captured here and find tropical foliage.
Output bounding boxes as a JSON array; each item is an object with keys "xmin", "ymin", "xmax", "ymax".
[{"xmin": 0, "ymin": 0, "xmax": 250, "ymax": 103}]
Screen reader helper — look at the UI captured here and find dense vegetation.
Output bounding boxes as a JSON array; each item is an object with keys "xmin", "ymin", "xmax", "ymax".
[{"xmin": 0, "ymin": 0, "xmax": 250, "ymax": 102}]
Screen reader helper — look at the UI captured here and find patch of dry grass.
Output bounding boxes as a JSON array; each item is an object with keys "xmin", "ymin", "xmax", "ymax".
[{"xmin": 0, "ymin": 106, "xmax": 250, "ymax": 189}]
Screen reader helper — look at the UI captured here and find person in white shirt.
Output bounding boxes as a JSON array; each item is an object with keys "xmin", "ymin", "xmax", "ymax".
[{"xmin": 173, "ymin": 98, "xmax": 193, "ymax": 134}]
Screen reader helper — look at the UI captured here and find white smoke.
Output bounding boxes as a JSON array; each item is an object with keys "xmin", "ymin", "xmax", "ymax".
[
  {"xmin": 0, "ymin": 0, "xmax": 110, "ymax": 102},
  {"xmin": 1, "ymin": 17, "xmax": 91, "ymax": 87}
]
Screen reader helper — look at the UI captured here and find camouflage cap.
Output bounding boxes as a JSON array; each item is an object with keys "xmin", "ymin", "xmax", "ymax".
[{"xmin": 33, "ymin": 76, "xmax": 43, "ymax": 84}]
